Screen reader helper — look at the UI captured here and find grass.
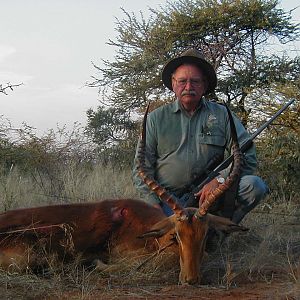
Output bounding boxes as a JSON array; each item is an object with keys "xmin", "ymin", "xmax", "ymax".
[
  {"xmin": 0, "ymin": 163, "xmax": 139, "ymax": 210},
  {"xmin": 0, "ymin": 163, "xmax": 300, "ymax": 298}
]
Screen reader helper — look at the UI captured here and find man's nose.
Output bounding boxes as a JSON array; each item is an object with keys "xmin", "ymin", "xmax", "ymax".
[{"xmin": 184, "ymin": 81, "xmax": 193, "ymax": 89}]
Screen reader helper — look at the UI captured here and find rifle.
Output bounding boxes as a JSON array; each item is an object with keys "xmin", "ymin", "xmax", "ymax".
[{"xmin": 196, "ymin": 98, "xmax": 295, "ymax": 192}]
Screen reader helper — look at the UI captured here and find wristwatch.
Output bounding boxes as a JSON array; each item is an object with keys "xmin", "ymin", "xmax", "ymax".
[{"xmin": 216, "ymin": 175, "xmax": 225, "ymax": 184}]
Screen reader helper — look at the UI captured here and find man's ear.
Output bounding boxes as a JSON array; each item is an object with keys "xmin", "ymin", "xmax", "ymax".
[
  {"xmin": 171, "ymin": 76, "xmax": 176, "ymax": 90},
  {"xmin": 207, "ymin": 214, "xmax": 248, "ymax": 233},
  {"xmin": 137, "ymin": 215, "xmax": 176, "ymax": 239}
]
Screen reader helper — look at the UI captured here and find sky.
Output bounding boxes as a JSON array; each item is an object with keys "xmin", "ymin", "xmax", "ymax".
[{"xmin": 0, "ymin": 0, "xmax": 299, "ymax": 136}]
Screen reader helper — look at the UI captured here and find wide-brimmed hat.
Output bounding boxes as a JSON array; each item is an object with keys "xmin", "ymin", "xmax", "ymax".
[{"xmin": 161, "ymin": 48, "xmax": 217, "ymax": 95}]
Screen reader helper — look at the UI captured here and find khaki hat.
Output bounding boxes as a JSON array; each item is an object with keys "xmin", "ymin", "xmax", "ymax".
[{"xmin": 161, "ymin": 48, "xmax": 217, "ymax": 95}]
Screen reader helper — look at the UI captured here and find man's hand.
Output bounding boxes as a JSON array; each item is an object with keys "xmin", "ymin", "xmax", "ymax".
[{"xmin": 194, "ymin": 178, "xmax": 219, "ymax": 206}]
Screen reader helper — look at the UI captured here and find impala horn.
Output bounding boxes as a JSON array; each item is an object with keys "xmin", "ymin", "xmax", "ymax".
[{"xmin": 137, "ymin": 103, "xmax": 186, "ymax": 218}]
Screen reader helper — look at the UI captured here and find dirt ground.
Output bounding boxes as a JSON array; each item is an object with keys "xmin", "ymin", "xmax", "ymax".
[
  {"xmin": 57, "ymin": 281, "xmax": 300, "ymax": 300},
  {"xmin": 1, "ymin": 279, "xmax": 299, "ymax": 299}
]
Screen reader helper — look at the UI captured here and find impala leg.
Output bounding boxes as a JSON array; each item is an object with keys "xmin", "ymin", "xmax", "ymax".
[{"xmin": 0, "ymin": 243, "xmax": 34, "ymax": 272}]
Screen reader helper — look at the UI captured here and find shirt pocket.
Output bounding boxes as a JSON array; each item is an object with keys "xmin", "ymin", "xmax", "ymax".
[
  {"xmin": 197, "ymin": 133, "xmax": 226, "ymax": 163},
  {"xmin": 199, "ymin": 125, "xmax": 226, "ymax": 156},
  {"xmin": 199, "ymin": 134, "xmax": 226, "ymax": 147},
  {"xmin": 198, "ymin": 125, "xmax": 226, "ymax": 149}
]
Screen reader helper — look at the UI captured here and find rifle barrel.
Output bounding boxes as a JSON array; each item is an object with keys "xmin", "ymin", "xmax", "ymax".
[{"xmin": 249, "ymin": 99, "xmax": 295, "ymax": 141}]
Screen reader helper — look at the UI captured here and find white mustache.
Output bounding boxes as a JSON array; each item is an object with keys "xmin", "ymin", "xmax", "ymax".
[{"xmin": 181, "ymin": 90, "xmax": 197, "ymax": 96}]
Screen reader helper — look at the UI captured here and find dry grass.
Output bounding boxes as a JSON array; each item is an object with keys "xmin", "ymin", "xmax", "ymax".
[
  {"xmin": 0, "ymin": 250, "xmax": 180, "ymax": 299},
  {"xmin": 0, "ymin": 165, "xmax": 300, "ymax": 298},
  {"xmin": 0, "ymin": 163, "xmax": 139, "ymax": 210}
]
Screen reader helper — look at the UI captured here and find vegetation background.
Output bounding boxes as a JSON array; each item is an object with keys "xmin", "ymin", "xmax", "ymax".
[
  {"xmin": 1, "ymin": 0, "xmax": 299, "ymax": 209},
  {"xmin": 0, "ymin": 0, "xmax": 299, "ymax": 298}
]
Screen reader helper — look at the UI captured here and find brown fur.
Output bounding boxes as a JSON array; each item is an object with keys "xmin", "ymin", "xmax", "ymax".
[
  {"xmin": 0, "ymin": 200, "xmax": 166, "ymax": 267},
  {"xmin": 0, "ymin": 199, "xmax": 247, "ymax": 284}
]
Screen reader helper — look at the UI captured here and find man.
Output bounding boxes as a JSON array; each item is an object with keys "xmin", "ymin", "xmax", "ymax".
[{"xmin": 132, "ymin": 48, "xmax": 268, "ymax": 224}]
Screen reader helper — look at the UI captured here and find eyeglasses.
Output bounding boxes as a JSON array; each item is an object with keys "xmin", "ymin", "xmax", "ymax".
[{"xmin": 172, "ymin": 77, "xmax": 204, "ymax": 88}]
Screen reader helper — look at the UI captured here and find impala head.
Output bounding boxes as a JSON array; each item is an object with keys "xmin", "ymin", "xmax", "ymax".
[
  {"xmin": 139, "ymin": 207, "xmax": 246, "ymax": 284},
  {"xmin": 137, "ymin": 103, "xmax": 246, "ymax": 284},
  {"xmin": 171, "ymin": 209, "xmax": 208, "ymax": 284}
]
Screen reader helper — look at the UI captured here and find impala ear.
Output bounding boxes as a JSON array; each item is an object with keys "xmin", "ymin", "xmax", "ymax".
[
  {"xmin": 138, "ymin": 216, "xmax": 175, "ymax": 239},
  {"xmin": 111, "ymin": 207, "xmax": 129, "ymax": 223},
  {"xmin": 207, "ymin": 214, "xmax": 248, "ymax": 233}
]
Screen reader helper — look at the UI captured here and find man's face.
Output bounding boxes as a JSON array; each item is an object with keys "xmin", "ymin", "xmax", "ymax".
[{"xmin": 172, "ymin": 64, "xmax": 207, "ymax": 110}]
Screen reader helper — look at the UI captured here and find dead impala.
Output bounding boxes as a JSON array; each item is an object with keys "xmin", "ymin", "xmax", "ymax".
[{"xmin": 0, "ymin": 104, "xmax": 246, "ymax": 284}]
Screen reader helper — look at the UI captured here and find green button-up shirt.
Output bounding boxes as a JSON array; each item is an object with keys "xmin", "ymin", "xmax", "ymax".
[{"xmin": 133, "ymin": 99, "xmax": 257, "ymax": 205}]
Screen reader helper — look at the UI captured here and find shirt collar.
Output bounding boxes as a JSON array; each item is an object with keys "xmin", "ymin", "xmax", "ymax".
[
  {"xmin": 172, "ymin": 100, "xmax": 181, "ymax": 113},
  {"xmin": 172, "ymin": 98, "xmax": 206, "ymax": 113}
]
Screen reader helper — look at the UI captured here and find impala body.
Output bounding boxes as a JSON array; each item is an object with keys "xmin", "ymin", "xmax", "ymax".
[{"xmin": 0, "ymin": 198, "xmax": 245, "ymax": 284}]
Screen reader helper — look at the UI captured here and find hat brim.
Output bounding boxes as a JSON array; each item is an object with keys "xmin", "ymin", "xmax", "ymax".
[{"xmin": 162, "ymin": 56, "xmax": 217, "ymax": 95}]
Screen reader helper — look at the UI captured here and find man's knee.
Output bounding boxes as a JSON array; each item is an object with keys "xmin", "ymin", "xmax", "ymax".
[
  {"xmin": 238, "ymin": 175, "xmax": 269, "ymax": 205},
  {"xmin": 232, "ymin": 175, "xmax": 269, "ymax": 223}
]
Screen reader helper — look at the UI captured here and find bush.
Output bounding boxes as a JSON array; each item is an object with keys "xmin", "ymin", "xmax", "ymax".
[{"xmin": 257, "ymin": 132, "xmax": 300, "ymax": 203}]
